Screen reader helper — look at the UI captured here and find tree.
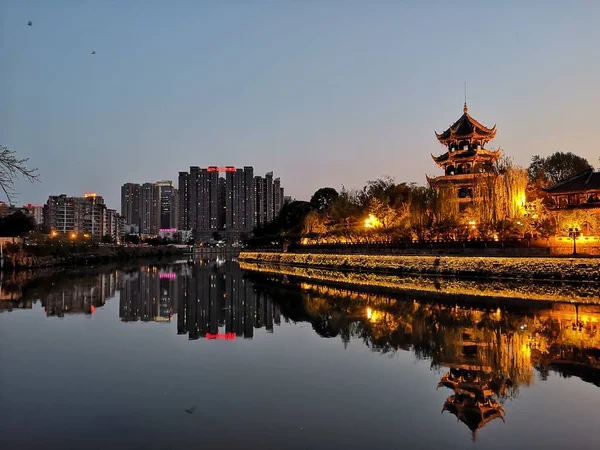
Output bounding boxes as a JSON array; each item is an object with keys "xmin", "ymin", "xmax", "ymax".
[
  {"xmin": 0, "ymin": 145, "xmax": 39, "ymax": 205},
  {"xmin": 123, "ymin": 234, "xmax": 140, "ymax": 245},
  {"xmin": 310, "ymin": 187, "xmax": 339, "ymax": 212},
  {"xmin": 0, "ymin": 211, "xmax": 35, "ymax": 237},
  {"xmin": 528, "ymin": 152, "xmax": 592, "ymax": 185},
  {"xmin": 102, "ymin": 234, "xmax": 114, "ymax": 244},
  {"xmin": 303, "ymin": 210, "xmax": 327, "ymax": 234}
]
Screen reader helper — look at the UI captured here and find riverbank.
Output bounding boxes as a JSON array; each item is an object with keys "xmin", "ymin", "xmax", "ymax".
[
  {"xmin": 240, "ymin": 261, "xmax": 600, "ymax": 304},
  {"xmin": 238, "ymin": 252, "xmax": 600, "ymax": 281},
  {"xmin": 3, "ymin": 245, "xmax": 187, "ymax": 271}
]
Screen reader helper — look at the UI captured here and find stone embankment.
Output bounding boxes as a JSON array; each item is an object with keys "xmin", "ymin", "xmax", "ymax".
[{"xmin": 238, "ymin": 252, "xmax": 600, "ymax": 281}]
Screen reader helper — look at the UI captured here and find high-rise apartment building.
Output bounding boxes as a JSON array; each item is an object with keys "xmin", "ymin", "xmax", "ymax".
[
  {"xmin": 43, "ymin": 193, "xmax": 107, "ymax": 239},
  {"xmin": 225, "ymin": 166, "xmax": 255, "ymax": 231},
  {"xmin": 254, "ymin": 172, "xmax": 284, "ymax": 228},
  {"xmin": 139, "ymin": 183, "xmax": 160, "ymax": 235},
  {"xmin": 177, "ymin": 166, "xmax": 284, "ymax": 240},
  {"xmin": 177, "ymin": 172, "xmax": 189, "ymax": 231},
  {"xmin": 121, "ymin": 183, "xmax": 141, "ymax": 227},
  {"xmin": 121, "ymin": 181, "xmax": 177, "ymax": 235},
  {"xmin": 264, "ymin": 171, "xmax": 274, "ymax": 224},
  {"xmin": 104, "ymin": 208, "xmax": 124, "ymax": 241}
]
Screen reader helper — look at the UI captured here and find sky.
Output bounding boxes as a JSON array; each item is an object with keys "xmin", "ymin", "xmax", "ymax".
[{"xmin": 1, "ymin": 1, "xmax": 599, "ymax": 209}]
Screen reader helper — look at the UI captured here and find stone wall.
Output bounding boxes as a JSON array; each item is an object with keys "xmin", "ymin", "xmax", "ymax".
[{"xmin": 238, "ymin": 252, "xmax": 600, "ymax": 281}]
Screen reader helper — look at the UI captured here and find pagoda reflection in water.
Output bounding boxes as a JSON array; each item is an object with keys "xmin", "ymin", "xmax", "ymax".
[{"xmin": 267, "ymin": 280, "xmax": 600, "ymax": 439}]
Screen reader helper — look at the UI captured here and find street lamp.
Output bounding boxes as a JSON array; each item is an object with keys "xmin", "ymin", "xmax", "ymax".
[{"xmin": 568, "ymin": 227, "xmax": 580, "ymax": 255}]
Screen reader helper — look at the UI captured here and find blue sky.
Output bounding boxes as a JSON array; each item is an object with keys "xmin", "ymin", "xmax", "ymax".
[{"xmin": 2, "ymin": 1, "xmax": 599, "ymax": 209}]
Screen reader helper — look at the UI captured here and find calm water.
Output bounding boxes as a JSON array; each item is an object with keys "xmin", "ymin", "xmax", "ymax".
[{"xmin": 1, "ymin": 260, "xmax": 599, "ymax": 450}]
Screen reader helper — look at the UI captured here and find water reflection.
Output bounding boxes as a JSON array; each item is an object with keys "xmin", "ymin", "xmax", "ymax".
[
  {"xmin": 117, "ymin": 261, "xmax": 282, "ymax": 338},
  {"xmin": 264, "ymin": 280, "xmax": 600, "ymax": 438},
  {"xmin": 2, "ymin": 261, "xmax": 600, "ymax": 440},
  {"xmin": 0, "ymin": 270, "xmax": 119, "ymax": 316}
]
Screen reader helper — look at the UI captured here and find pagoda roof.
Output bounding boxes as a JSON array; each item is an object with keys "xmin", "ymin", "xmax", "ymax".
[
  {"xmin": 431, "ymin": 147, "xmax": 501, "ymax": 165},
  {"xmin": 435, "ymin": 104, "xmax": 497, "ymax": 145},
  {"xmin": 544, "ymin": 169, "xmax": 600, "ymax": 195},
  {"xmin": 442, "ymin": 396, "xmax": 505, "ymax": 440}
]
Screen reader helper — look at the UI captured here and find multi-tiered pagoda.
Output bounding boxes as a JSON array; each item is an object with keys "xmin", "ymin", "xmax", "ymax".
[{"xmin": 428, "ymin": 103, "xmax": 501, "ymax": 210}]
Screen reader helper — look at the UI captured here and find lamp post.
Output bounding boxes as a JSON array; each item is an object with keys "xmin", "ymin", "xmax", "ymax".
[{"xmin": 568, "ymin": 227, "xmax": 580, "ymax": 255}]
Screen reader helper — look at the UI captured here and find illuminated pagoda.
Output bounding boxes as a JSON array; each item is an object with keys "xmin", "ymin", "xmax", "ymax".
[
  {"xmin": 438, "ymin": 368, "xmax": 506, "ymax": 440},
  {"xmin": 427, "ymin": 103, "xmax": 501, "ymax": 210}
]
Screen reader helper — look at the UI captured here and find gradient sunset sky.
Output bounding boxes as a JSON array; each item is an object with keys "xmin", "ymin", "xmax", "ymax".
[{"xmin": 2, "ymin": 1, "xmax": 599, "ymax": 208}]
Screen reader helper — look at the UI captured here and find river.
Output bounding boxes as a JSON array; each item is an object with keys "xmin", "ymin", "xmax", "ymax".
[{"xmin": 1, "ymin": 260, "xmax": 599, "ymax": 450}]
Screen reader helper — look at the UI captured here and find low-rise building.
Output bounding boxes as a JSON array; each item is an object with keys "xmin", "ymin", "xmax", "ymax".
[{"xmin": 545, "ymin": 169, "xmax": 600, "ymax": 209}]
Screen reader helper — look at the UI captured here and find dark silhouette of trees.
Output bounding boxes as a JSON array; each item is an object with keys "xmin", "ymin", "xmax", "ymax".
[
  {"xmin": 0, "ymin": 211, "xmax": 35, "ymax": 237},
  {"xmin": 310, "ymin": 187, "xmax": 339, "ymax": 211},
  {"xmin": 123, "ymin": 234, "xmax": 140, "ymax": 245},
  {"xmin": 528, "ymin": 152, "xmax": 592, "ymax": 185}
]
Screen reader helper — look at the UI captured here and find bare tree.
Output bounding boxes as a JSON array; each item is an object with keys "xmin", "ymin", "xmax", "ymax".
[{"xmin": 0, "ymin": 145, "xmax": 39, "ymax": 205}]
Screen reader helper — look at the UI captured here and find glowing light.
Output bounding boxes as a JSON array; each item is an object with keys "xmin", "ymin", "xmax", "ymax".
[
  {"xmin": 366, "ymin": 307, "xmax": 372, "ymax": 319},
  {"xmin": 51, "ymin": 230, "xmax": 58, "ymax": 237},
  {"xmin": 159, "ymin": 273, "xmax": 176, "ymax": 279},
  {"xmin": 365, "ymin": 214, "xmax": 382, "ymax": 229},
  {"xmin": 206, "ymin": 166, "xmax": 236, "ymax": 172},
  {"xmin": 206, "ymin": 333, "xmax": 236, "ymax": 340},
  {"xmin": 84, "ymin": 192, "xmax": 97, "ymax": 198},
  {"xmin": 70, "ymin": 232, "xmax": 77, "ymax": 239}
]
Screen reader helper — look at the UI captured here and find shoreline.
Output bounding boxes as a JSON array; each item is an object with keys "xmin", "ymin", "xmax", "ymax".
[
  {"xmin": 2, "ymin": 245, "xmax": 187, "ymax": 272},
  {"xmin": 239, "ymin": 261, "xmax": 600, "ymax": 305},
  {"xmin": 238, "ymin": 252, "xmax": 600, "ymax": 282}
]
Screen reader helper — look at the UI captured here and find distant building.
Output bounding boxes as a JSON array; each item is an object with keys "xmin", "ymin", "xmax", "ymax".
[
  {"xmin": 177, "ymin": 172, "xmax": 189, "ymax": 230},
  {"xmin": 121, "ymin": 181, "xmax": 177, "ymax": 236},
  {"xmin": 23, "ymin": 203, "xmax": 44, "ymax": 226},
  {"xmin": 121, "ymin": 183, "xmax": 141, "ymax": 228},
  {"xmin": 0, "ymin": 202, "xmax": 10, "ymax": 218},
  {"xmin": 104, "ymin": 209, "xmax": 124, "ymax": 241},
  {"xmin": 43, "ymin": 193, "xmax": 107, "ymax": 239},
  {"xmin": 156, "ymin": 180, "xmax": 176, "ymax": 229},
  {"xmin": 177, "ymin": 166, "xmax": 284, "ymax": 240}
]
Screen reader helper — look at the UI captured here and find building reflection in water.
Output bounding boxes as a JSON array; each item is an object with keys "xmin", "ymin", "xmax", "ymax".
[
  {"xmin": 3, "ymin": 262, "xmax": 600, "ymax": 438},
  {"xmin": 0, "ymin": 271, "xmax": 119, "ymax": 316},
  {"xmin": 119, "ymin": 266, "xmax": 179, "ymax": 322},
  {"xmin": 42, "ymin": 272, "xmax": 118, "ymax": 317},
  {"xmin": 255, "ymin": 279, "xmax": 600, "ymax": 440},
  {"xmin": 117, "ymin": 260, "xmax": 281, "ymax": 339},
  {"xmin": 176, "ymin": 260, "xmax": 281, "ymax": 339}
]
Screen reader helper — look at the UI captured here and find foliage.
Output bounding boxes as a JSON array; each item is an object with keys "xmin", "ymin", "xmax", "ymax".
[
  {"xmin": 102, "ymin": 234, "xmax": 115, "ymax": 244},
  {"xmin": 0, "ymin": 145, "xmax": 39, "ymax": 205},
  {"xmin": 123, "ymin": 234, "xmax": 140, "ymax": 245},
  {"xmin": 528, "ymin": 152, "xmax": 592, "ymax": 185},
  {"xmin": 249, "ymin": 150, "xmax": 594, "ymax": 245},
  {"xmin": 310, "ymin": 187, "xmax": 339, "ymax": 212},
  {"xmin": 0, "ymin": 211, "xmax": 36, "ymax": 237}
]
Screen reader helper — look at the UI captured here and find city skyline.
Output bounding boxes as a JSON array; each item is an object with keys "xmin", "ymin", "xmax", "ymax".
[{"xmin": 2, "ymin": 2, "xmax": 600, "ymax": 208}]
